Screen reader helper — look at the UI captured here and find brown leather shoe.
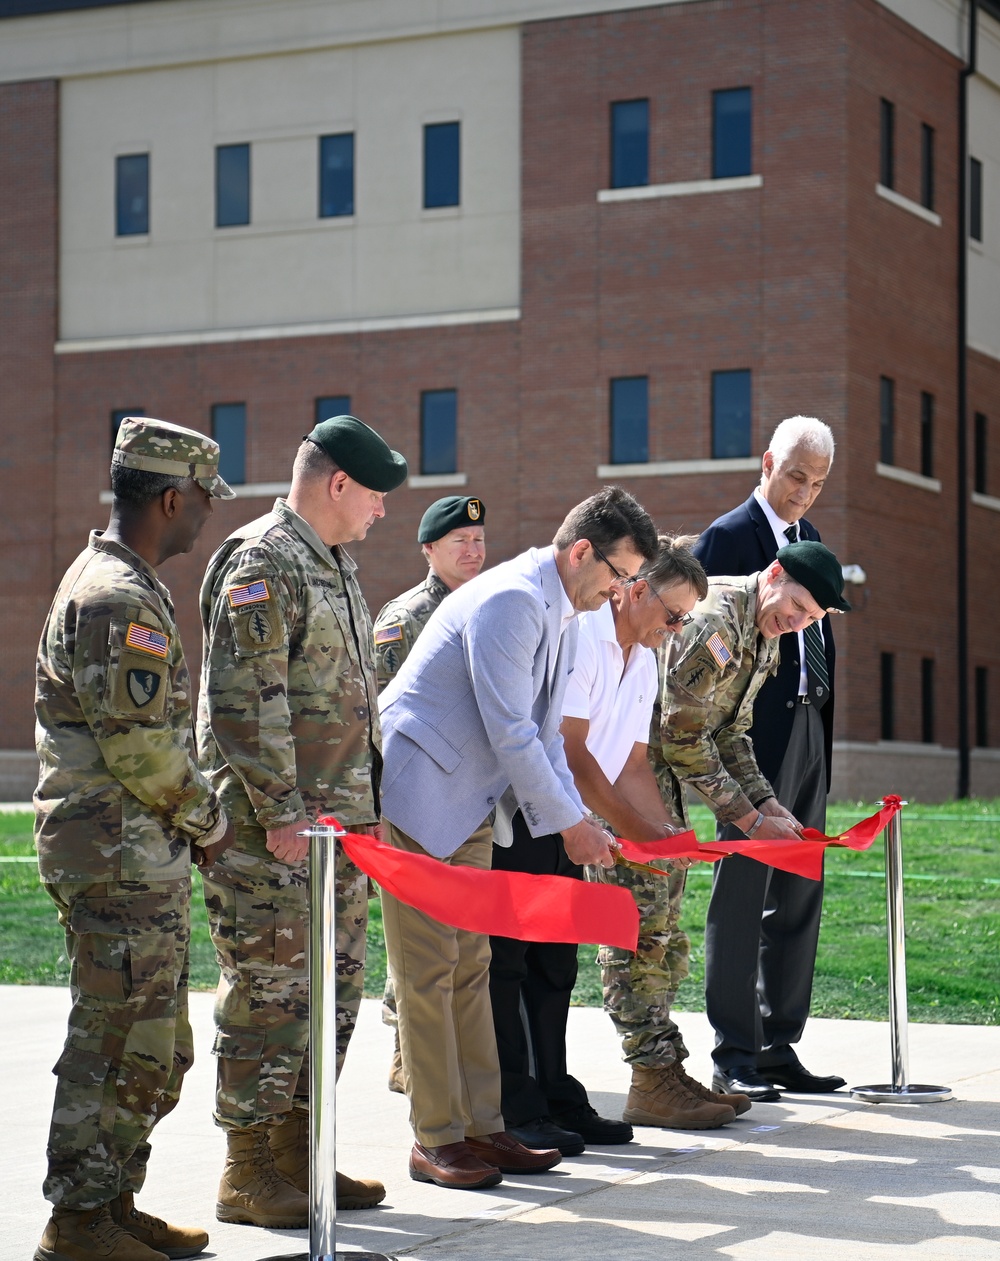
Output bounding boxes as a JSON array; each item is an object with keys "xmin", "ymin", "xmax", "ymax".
[
  {"xmin": 409, "ymin": 1141, "xmax": 503, "ymax": 1189},
  {"xmin": 464, "ymin": 1131, "xmax": 562, "ymax": 1173}
]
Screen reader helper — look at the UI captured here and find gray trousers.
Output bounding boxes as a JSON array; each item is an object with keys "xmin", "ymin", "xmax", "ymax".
[{"xmin": 704, "ymin": 702, "xmax": 827, "ymax": 1070}]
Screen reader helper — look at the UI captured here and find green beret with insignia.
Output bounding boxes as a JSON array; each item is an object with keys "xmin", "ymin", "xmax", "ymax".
[
  {"xmin": 417, "ymin": 495, "xmax": 486, "ymax": 544},
  {"xmin": 113, "ymin": 417, "xmax": 236, "ymax": 499},
  {"xmin": 304, "ymin": 414, "xmax": 408, "ymax": 493},
  {"xmin": 776, "ymin": 540, "xmax": 851, "ymax": 613}
]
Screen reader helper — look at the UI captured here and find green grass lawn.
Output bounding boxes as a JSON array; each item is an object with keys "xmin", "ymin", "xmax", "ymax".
[{"xmin": 3, "ymin": 801, "xmax": 998, "ymax": 1024}]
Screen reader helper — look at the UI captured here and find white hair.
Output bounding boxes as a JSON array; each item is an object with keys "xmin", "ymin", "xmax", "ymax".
[{"xmin": 766, "ymin": 415, "xmax": 835, "ymax": 470}]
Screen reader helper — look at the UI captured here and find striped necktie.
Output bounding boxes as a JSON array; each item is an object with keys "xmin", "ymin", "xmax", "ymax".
[{"xmin": 784, "ymin": 525, "xmax": 830, "ymax": 704}]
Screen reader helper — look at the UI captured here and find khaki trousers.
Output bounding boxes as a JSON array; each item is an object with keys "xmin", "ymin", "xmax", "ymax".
[{"xmin": 380, "ymin": 818, "xmax": 504, "ymax": 1148}]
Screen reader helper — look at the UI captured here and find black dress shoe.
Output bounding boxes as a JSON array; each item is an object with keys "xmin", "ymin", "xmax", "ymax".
[
  {"xmin": 506, "ymin": 1116, "xmax": 585, "ymax": 1156},
  {"xmin": 760, "ymin": 1063, "xmax": 846, "ymax": 1093},
  {"xmin": 552, "ymin": 1103, "xmax": 634, "ymax": 1145},
  {"xmin": 712, "ymin": 1066, "xmax": 781, "ymax": 1102}
]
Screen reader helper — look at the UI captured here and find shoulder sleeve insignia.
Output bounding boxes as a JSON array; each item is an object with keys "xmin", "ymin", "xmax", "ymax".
[
  {"xmin": 124, "ymin": 622, "xmax": 170, "ymax": 658},
  {"xmin": 706, "ymin": 632, "xmax": 733, "ymax": 669},
  {"xmin": 374, "ymin": 624, "xmax": 404, "ymax": 646},
  {"xmin": 228, "ymin": 579, "xmax": 271, "ymax": 608}
]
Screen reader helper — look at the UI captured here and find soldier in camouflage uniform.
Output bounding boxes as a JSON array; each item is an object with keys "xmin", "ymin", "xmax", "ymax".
[
  {"xmin": 196, "ymin": 414, "xmax": 406, "ymax": 1227},
  {"xmin": 372, "ymin": 495, "xmax": 486, "ymax": 1092},
  {"xmin": 34, "ymin": 418, "xmax": 235, "ymax": 1261}
]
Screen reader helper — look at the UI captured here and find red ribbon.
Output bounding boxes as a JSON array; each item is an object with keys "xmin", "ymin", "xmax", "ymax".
[{"xmin": 319, "ymin": 817, "xmax": 640, "ymax": 950}]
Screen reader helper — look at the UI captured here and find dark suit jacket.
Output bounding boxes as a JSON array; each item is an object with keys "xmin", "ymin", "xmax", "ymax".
[{"xmin": 693, "ymin": 494, "xmax": 836, "ymax": 791}]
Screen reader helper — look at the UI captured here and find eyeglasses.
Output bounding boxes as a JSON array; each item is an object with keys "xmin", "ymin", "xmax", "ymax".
[
  {"xmin": 589, "ymin": 541, "xmax": 630, "ymax": 586},
  {"xmin": 648, "ymin": 584, "xmax": 693, "ymax": 628}
]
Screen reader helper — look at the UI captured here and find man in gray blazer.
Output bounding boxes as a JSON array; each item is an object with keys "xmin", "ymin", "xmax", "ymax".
[{"xmin": 379, "ymin": 487, "xmax": 658, "ymax": 1190}]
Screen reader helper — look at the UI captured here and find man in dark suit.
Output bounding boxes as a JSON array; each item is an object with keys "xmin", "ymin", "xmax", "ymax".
[{"xmin": 694, "ymin": 416, "xmax": 846, "ymax": 1101}]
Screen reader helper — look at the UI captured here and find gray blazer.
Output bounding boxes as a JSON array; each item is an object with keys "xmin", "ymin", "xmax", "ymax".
[{"xmin": 379, "ymin": 546, "xmax": 585, "ymax": 858}]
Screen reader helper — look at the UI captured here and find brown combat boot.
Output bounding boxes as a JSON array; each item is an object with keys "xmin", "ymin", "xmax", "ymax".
[
  {"xmin": 674, "ymin": 1063, "xmax": 753, "ymax": 1117},
  {"xmin": 34, "ymin": 1203, "xmax": 168, "ymax": 1261},
  {"xmin": 268, "ymin": 1108, "xmax": 386, "ymax": 1209},
  {"xmin": 623, "ymin": 1063, "xmax": 737, "ymax": 1130},
  {"xmin": 216, "ymin": 1124, "xmax": 309, "ymax": 1228},
  {"xmin": 110, "ymin": 1193, "xmax": 208, "ymax": 1259}
]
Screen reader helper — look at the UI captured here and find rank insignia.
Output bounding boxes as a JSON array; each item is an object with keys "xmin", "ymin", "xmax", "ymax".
[
  {"xmin": 127, "ymin": 668, "xmax": 161, "ymax": 708},
  {"xmin": 228, "ymin": 579, "xmax": 270, "ymax": 608},
  {"xmin": 707, "ymin": 632, "xmax": 732, "ymax": 669},
  {"xmin": 125, "ymin": 622, "xmax": 169, "ymax": 658},
  {"xmin": 374, "ymin": 624, "xmax": 404, "ymax": 645}
]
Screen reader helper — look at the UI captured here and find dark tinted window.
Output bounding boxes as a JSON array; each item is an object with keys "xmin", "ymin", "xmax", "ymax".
[
  {"xmin": 610, "ymin": 100, "xmax": 649, "ymax": 189},
  {"xmin": 880, "ymin": 652, "xmax": 895, "ymax": 741},
  {"xmin": 420, "ymin": 389, "xmax": 457, "ymax": 474},
  {"xmin": 921, "ymin": 658, "xmax": 935, "ymax": 743},
  {"xmin": 110, "ymin": 407, "xmax": 143, "ymax": 454},
  {"xmin": 974, "ymin": 411, "xmax": 988, "ymax": 495},
  {"xmin": 975, "ymin": 666, "xmax": 989, "ymax": 747},
  {"xmin": 880, "ymin": 376, "xmax": 895, "ymax": 465},
  {"xmin": 116, "ymin": 153, "xmax": 149, "ymax": 236},
  {"xmin": 609, "ymin": 376, "xmax": 649, "ymax": 463},
  {"xmin": 212, "ymin": 402, "xmax": 247, "ymax": 484},
  {"xmin": 319, "ymin": 133, "xmax": 354, "ymax": 218},
  {"xmin": 712, "ymin": 88, "xmax": 752, "ymax": 179},
  {"xmin": 424, "ymin": 122, "xmax": 460, "ymax": 209},
  {"xmin": 921, "ymin": 123, "xmax": 934, "ymax": 210},
  {"xmin": 970, "ymin": 156, "xmax": 983, "ymax": 241},
  {"xmin": 880, "ymin": 98, "xmax": 895, "ymax": 188},
  {"xmin": 920, "ymin": 391, "xmax": 934, "ymax": 478},
  {"xmin": 216, "ymin": 144, "xmax": 250, "ymax": 228},
  {"xmin": 711, "ymin": 369, "xmax": 752, "ymax": 458},
  {"xmin": 315, "ymin": 396, "xmax": 352, "ymax": 425}
]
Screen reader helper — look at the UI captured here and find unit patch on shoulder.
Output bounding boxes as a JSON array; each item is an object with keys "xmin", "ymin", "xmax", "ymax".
[
  {"xmin": 125, "ymin": 622, "xmax": 170, "ymax": 659},
  {"xmin": 228, "ymin": 579, "xmax": 271, "ymax": 608},
  {"xmin": 706, "ymin": 632, "xmax": 733, "ymax": 670},
  {"xmin": 374, "ymin": 624, "xmax": 404, "ymax": 646}
]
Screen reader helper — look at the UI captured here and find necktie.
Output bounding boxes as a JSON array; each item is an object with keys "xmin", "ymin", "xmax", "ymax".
[{"xmin": 784, "ymin": 526, "xmax": 829, "ymax": 704}]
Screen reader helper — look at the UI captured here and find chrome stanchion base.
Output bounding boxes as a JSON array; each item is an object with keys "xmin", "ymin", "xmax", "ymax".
[
  {"xmin": 256, "ymin": 1251, "xmax": 393, "ymax": 1260},
  {"xmin": 850, "ymin": 1083, "xmax": 953, "ymax": 1103}
]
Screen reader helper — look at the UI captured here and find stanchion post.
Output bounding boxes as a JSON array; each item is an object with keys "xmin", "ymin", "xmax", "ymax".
[{"xmin": 851, "ymin": 800, "xmax": 952, "ymax": 1104}]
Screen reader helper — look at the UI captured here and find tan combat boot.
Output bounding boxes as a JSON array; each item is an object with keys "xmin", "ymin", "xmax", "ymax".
[
  {"xmin": 673, "ymin": 1063, "xmax": 753, "ymax": 1117},
  {"xmin": 623, "ymin": 1063, "xmax": 737, "ymax": 1129},
  {"xmin": 268, "ymin": 1108, "xmax": 386, "ymax": 1210},
  {"xmin": 216, "ymin": 1124, "xmax": 309, "ymax": 1228},
  {"xmin": 34, "ymin": 1203, "xmax": 168, "ymax": 1261},
  {"xmin": 110, "ymin": 1193, "xmax": 208, "ymax": 1259}
]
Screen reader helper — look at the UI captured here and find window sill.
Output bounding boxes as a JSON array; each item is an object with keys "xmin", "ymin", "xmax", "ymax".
[
  {"xmin": 875, "ymin": 183, "xmax": 942, "ymax": 227},
  {"xmin": 596, "ymin": 456, "xmax": 759, "ymax": 478},
  {"xmin": 408, "ymin": 472, "xmax": 468, "ymax": 489},
  {"xmin": 99, "ymin": 481, "xmax": 288, "ymax": 505},
  {"xmin": 875, "ymin": 462, "xmax": 941, "ymax": 492},
  {"xmin": 598, "ymin": 174, "xmax": 762, "ymax": 204},
  {"xmin": 114, "ymin": 233, "xmax": 150, "ymax": 247},
  {"xmin": 972, "ymin": 491, "xmax": 1000, "ymax": 512},
  {"xmin": 420, "ymin": 205, "xmax": 462, "ymax": 219}
]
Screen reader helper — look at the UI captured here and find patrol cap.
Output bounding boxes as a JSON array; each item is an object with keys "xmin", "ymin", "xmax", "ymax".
[
  {"xmin": 303, "ymin": 414, "xmax": 408, "ymax": 492},
  {"xmin": 112, "ymin": 417, "xmax": 236, "ymax": 499},
  {"xmin": 776, "ymin": 540, "xmax": 851, "ymax": 613},
  {"xmin": 418, "ymin": 495, "xmax": 486, "ymax": 544}
]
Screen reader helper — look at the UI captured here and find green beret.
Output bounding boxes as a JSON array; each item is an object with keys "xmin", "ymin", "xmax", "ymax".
[
  {"xmin": 113, "ymin": 417, "xmax": 235, "ymax": 499},
  {"xmin": 418, "ymin": 495, "xmax": 486, "ymax": 544},
  {"xmin": 304, "ymin": 414, "xmax": 408, "ymax": 492},
  {"xmin": 776, "ymin": 540, "xmax": 851, "ymax": 613}
]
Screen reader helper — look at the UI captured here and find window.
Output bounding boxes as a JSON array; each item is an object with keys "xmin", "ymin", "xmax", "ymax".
[
  {"xmin": 975, "ymin": 666, "xmax": 989, "ymax": 747},
  {"xmin": 110, "ymin": 407, "xmax": 143, "ymax": 454},
  {"xmin": 711, "ymin": 369, "xmax": 752, "ymax": 458},
  {"xmin": 212, "ymin": 402, "xmax": 246, "ymax": 485},
  {"xmin": 974, "ymin": 412, "xmax": 988, "ymax": 495},
  {"xmin": 216, "ymin": 144, "xmax": 250, "ymax": 228},
  {"xmin": 423, "ymin": 122, "xmax": 460, "ymax": 209},
  {"xmin": 920, "ymin": 123, "xmax": 935, "ymax": 211},
  {"xmin": 712, "ymin": 88, "xmax": 752, "ymax": 179},
  {"xmin": 609, "ymin": 376, "xmax": 649, "ymax": 464},
  {"xmin": 920, "ymin": 391, "xmax": 934, "ymax": 479},
  {"xmin": 319, "ymin": 133, "xmax": 354, "ymax": 218},
  {"xmin": 921, "ymin": 658, "xmax": 935, "ymax": 743},
  {"xmin": 970, "ymin": 156, "xmax": 983, "ymax": 242},
  {"xmin": 879, "ymin": 376, "xmax": 895, "ymax": 466},
  {"xmin": 880, "ymin": 652, "xmax": 895, "ymax": 741},
  {"xmin": 420, "ymin": 389, "xmax": 457, "ymax": 474},
  {"xmin": 610, "ymin": 99, "xmax": 649, "ymax": 189},
  {"xmin": 315, "ymin": 395, "xmax": 352, "ymax": 425},
  {"xmin": 879, "ymin": 98, "xmax": 894, "ymax": 189},
  {"xmin": 116, "ymin": 154, "xmax": 149, "ymax": 236}
]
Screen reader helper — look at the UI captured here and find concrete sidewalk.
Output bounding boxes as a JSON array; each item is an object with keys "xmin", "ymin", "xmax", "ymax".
[{"xmin": 5, "ymin": 985, "xmax": 1000, "ymax": 1260}]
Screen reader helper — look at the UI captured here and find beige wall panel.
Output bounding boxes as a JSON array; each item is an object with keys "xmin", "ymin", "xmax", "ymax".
[
  {"xmin": 212, "ymin": 46, "xmax": 356, "ymax": 137},
  {"xmin": 968, "ymin": 74, "xmax": 1000, "ymax": 361}
]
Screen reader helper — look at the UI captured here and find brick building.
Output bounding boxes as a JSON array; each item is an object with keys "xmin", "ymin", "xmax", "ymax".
[{"xmin": 1, "ymin": 0, "xmax": 998, "ymax": 800}]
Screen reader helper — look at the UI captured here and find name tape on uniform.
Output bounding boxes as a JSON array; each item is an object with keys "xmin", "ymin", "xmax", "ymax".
[
  {"xmin": 125, "ymin": 622, "xmax": 170, "ymax": 658},
  {"xmin": 228, "ymin": 579, "xmax": 270, "ymax": 608}
]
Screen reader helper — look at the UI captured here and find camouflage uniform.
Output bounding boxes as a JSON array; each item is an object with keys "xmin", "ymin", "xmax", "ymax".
[
  {"xmin": 35, "ymin": 530, "xmax": 227, "ymax": 1209},
  {"xmin": 197, "ymin": 498, "xmax": 380, "ymax": 1129},
  {"xmin": 650, "ymin": 573, "xmax": 780, "ymax": 827},
  {"xmin": 372, "ymin": 570, "xmax": 450, "ymax": 689}
]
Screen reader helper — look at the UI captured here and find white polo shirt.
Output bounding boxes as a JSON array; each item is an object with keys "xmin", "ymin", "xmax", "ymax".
[{"xmin": 561, "ymin": 599, "xmax": 657, "ymax": 784}]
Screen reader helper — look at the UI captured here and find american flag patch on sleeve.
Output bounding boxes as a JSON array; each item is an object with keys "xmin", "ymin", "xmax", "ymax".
[
  {"xmin": 228, "ymin": 579, "xmax": 270, "ymax": 608},
  {"xmin": 125, "ymin": 622, "xmax": 170, "ymax": 658},
  {"xmin": 707, "ymin": 632, "xmax": 732, "ymax": 669}
]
